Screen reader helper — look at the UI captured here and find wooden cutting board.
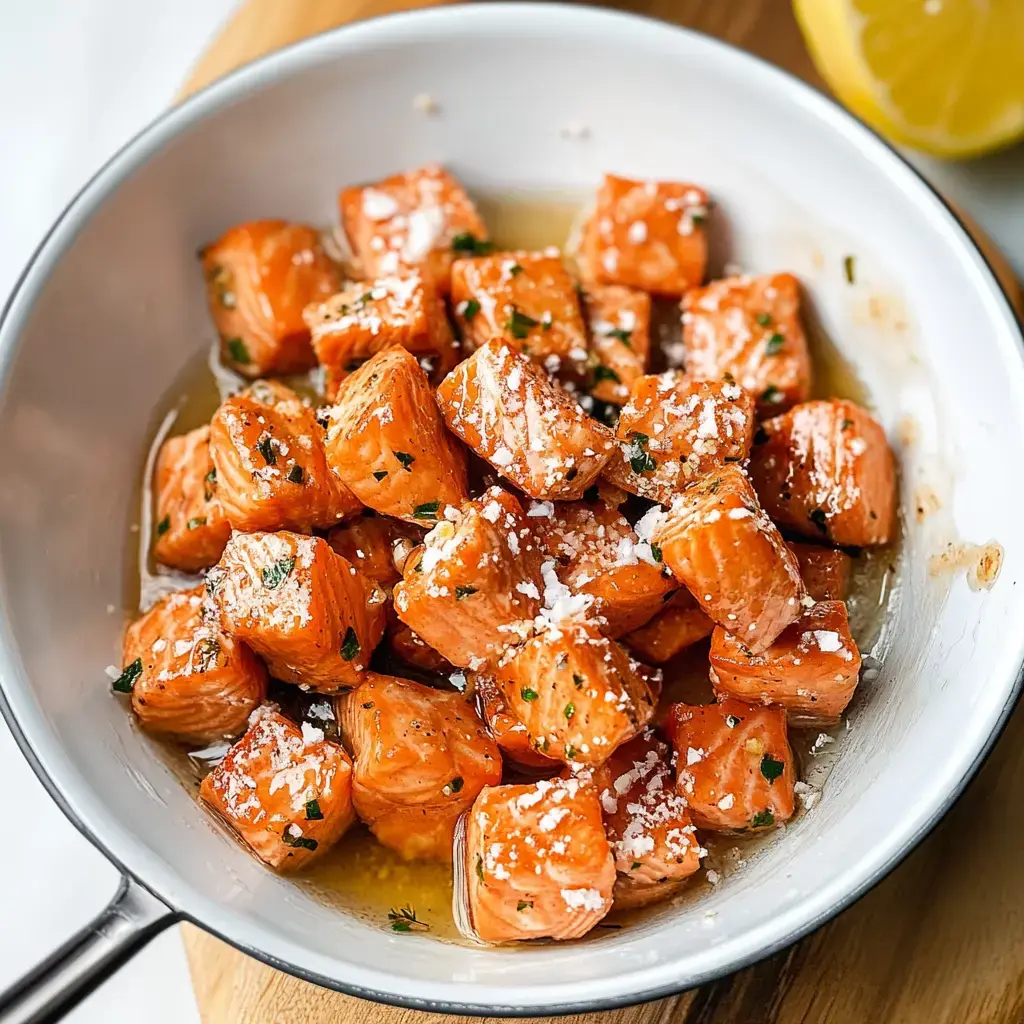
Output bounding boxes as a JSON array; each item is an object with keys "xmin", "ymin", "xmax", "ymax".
[{"xmin": 179, "ymin": 3, "xmax": 1024, "ymax": 1022}]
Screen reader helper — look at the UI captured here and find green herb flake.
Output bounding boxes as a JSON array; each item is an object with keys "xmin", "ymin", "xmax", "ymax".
[
  {"xmin": 395, "ymin": 451, "xmax": 415, "ymax": 471},
  {"xmin": 304, "ymin": 799, "xmax": 324, "ymax": 821},
  {"xmin": 564, "ymin": 703, "xmax": 576, "ymax": 720},
  {"xmin": 751, "ymin": 809, "xmax": 775, "ymax": 829},
  {"xmin": 340, "ymin": 627, "xmax": 360, "ymax": 662},
  {"xmin": 808, "ymin": 508, "xmax": 829, "ymax": 536},
  {"xmin": 261, "ymin": 557, "xmax": 296, "ymax": 590},
  {"xmin": 508, "ymin": 263, "xmax": 524, "ymax": 277},
  {"xmin": 650, "ymin": 542, "xmax": 663, "ymax": 563},
  {"xmin": 186, "ymin": 516, "xmax": 207, "ymax": 530},
  {"xmin": 765, "ymin": 333, "xmax": 785, "ymax": 355},
  {"xmin": 520, "ymin": 687, "xmax": 539, "ymax": 702},
  {"xmin": 565, "ymin": 744, "xmax": 578, "ymax": 761},
  {"xmin": 449, "ymin": 777, "xmax": 464, "ymax": 793},
  {"xmin": 256, "ymin": 436, "xmax": 277, "ymax": 465},
  {"xmin": 756, "ymin": 313, "xmax": 772, "ymax": 327},
  {"xmin": 455, "ymin": 586, "xmax": 478, "ymax": 600},
  {"xmin": 506, "ymin": 307, "xmax": 540, "ymax": 340},
  {"xmin": 387, "ymin": 906, "xmax": 428, "ymax": 933},
  {"xmin": 516, "ymin": 901, "xmax": 533, "ymax": 912},
  {"xmin": 203, "ymin": 467, "xmax": 217, "ymax": 501},
  {"xmin": 156, "ymin": 515, "xmax": 171, "ymax": 536},
  {"xmin": 761, "ymin": 754, "xmax": 785, "ymax": 783},
  {"xmin": 572, "ymin": 673, "xmax": 584, "ymax": 689},
  {"xmin": 593, "ymin": 365, "xmax": 621, "ymax": 384},
  {"xmin": 451, "ymin": 232, "xmax": 493, "ymax": 256},
  {"xmin": 605, "ymin": 327, "xmax": 632, "ymax": 346},
  {"xmin": 373, "ymin": 470, "xmax": 389, "ymax": 481},
  {"xmin": 461, "ymin": 298, "xmax": 481, "ymax": 321},
  {"xmin": 843, "ymin": 254, "xmax": 856, "ymax": 285},
  {"xmin": 725, "ymin": 714, "xmax": 742, "ymax": 728},
  {"xmin": 475, "ymin": 855, "xmax": 485, "ymax": 881},
  {"xmin": 628, "ymin": 432, "xmax": 657, "ymax": 474},
  {"xmin": 281, "ymin": 828, "xmax": 318, "ymax": 851},
  {"xmin": 761, "ymin": 385, "xmax": 784, "ymax": 405},
  {"xmin": 841, "ymin": 418, "xmax": 855, "ymax": 431},
  {"xmin": 287, "ymin": 465, "xmax": 304, "ymax": 484},
  {"xmin": 112, "ymin": 658, "xmax": 142, "ymax": 694},
  {"xmin": 630, "ymin": 862, "xmax": 641, "ymax": 871},
  {"xmin": 226, "ymin": 337, "xmax": 250, "ymax": 364},
  {"xmin": 413, "ymin": 501, "xmax": 440, "ymax": 520}
]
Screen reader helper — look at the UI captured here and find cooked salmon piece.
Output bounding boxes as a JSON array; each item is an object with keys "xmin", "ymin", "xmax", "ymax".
[
  {"xmin": 747, "ymin": 399, "xmax": 897, "ymax": 547},
  {"xmin": 623, "ymin": 589, "xmax": 715, "ymax": 664},
  {"xmin": 209, "ymin": 382, "xmax": 360, "ymax": 533},
  {"xmin": 579, "ymin": 174, "xmax": 709, "ymax": 297},
  {"xmin": 459, "ymin": 776, "xmax": 615, "ymax": 942},
  {"xmin": 200, "ymin": 704, "xmax": 355, "ymax": 871},
  {"xmin": 789, "ymin": 542, "xmax": 852, "ymax": 601},
  {"xmin": 666, "ymin": 698, "xmax": 796, "ymax": 832},
  {"xmin": 582, "ymin": 285, "xmax": 652, "ymax": 404},
  {"xmin": 119, "ymin": 586, "xmax": 266, "ymax": 742},
  {"xmin": 437, "ymin": 337, "xmax": 615, "ymax": 500},
  {"xmin": 322, "ymin": 346, "xmax": 469, "ymax": 524},
  {"xmin": 206, "ymin": 531, "xmax": 387, "ymax": 691},
  {"xmin": 451, "ymin": 251, "xmax": 589, "ymax": 378},
  {"xmin": 386, "ymin": 618, "xmax": 453, "ymax": 674},
  {"xmin": 152, "ymin": 425, "xmax": 231, "ymax": 572},
  {"xmin": 652, "ymin": 464, "xmax": 806, "ymax": 653},
  {"xmin": 392, "ymin": 487, "xmax": 544, "ymax": 668},
  {"xmin": 326, "ymin": 511, "xmax": 423, "ymax": 590},
  {"xmin": 472, "ymin": 671, "xmax": 556, "ymax": 770},
  {"xmin": 341, "ymin": 673, "xmax": 502, "ymax": 861},
  {"xmin": 682, "ymin": 273, "xmax": 811, "ymax": 415},
  {"xmin": 339, "ymin": 163, "xmax": 488, "ymax": 294},
  {"xmin": 494, "ymin": 616, "xmax": 655, "ymax": 765},
  {"xmin": 304, "ymin": 272, "xmax": 458, "ymax": 397},
  {"xmin": 201, "ymin": 220, "xmax": 340, "ymax": 377},
  {"xmin": 602, "ymin": 373, "xmax": 756, "ymax": 504},
  {"xmin": 590, "ymin": 729, "xmax": 702, "ymax": 910},
  {"xmin": 710, "ymin": 600, "xmax": 861, "ymax": 725},
  {"xmin": 539, "ymin": 499, "xmax": 674, "ymax": 637}
]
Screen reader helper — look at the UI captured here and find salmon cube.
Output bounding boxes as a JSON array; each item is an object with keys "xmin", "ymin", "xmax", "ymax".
[
  {"xmin": 119, "ymin": 586, "xmax": 266, "ymax": 742},
  {"xmin": 472, "ymin": 671, "xmax": 555, "ymax": 770},
  {"xmin": 341, "ymin": 673, "xmax": 502, "ymax": 861},
  {"xmin": 210, "ymin": 382, "xmax": 360, "ymax": 533},
  {"xmin": 437, "ymin": 337, "xmax": 615, "ymax": 500},
  {"xmin": 710, "ymin": 600, "xmax": 861, "ymax": 725},
  {"xmin": 603, "ymin": 373, "xmax": 756, "ymax": 504},
  {"xmin": 206, "ymin": 531, "xmax": 387, "ymax": 691},
  {"xmin": 747, "ymin": 399, "xmax": 897, "ymax": 547},
  {"xmin": 326, "ymin": 511, "xmax": 423, "ymax": 590},
  {"xmin": 322, "ymin": 346, "xmax": 469, "ymax": 524},
  {"xmin": 200, "ymin": 705, "xmax": 355, "ymax": 871},
  {"xmin": 682, "ymin": 273, "xmax": 811, "ymax": 415},
  {"xmin": 494, "ymin": 618, "xmax": 655, "ymax": 765},
  {"xmin": 789, "ymin": 542, "xmax": 852, "ymax": 601},
  {"xmin": 339, "ymin": 163, "xmax": 488, "ymax": 293},
  {"xmin": 152, "ymin": 425, "xmax": 231, "ymax": 572},
  {"xmin": 385, "ymin": 620, "xmax": 453, "ymax": 674},
  {"xmin": 201, "ymin": 220, "xmax": 340, "ymax": 377},
  {"xmin": 539, "ymin": 499, "xmax": 674, "ymax": 637},
  {"xmin": 580, "ymin": 174, "xmax": 709, "ymax": 297},
  {"xmin": 623, "ymin": 589, "xmax": 715, "ymax": 664},
  {"xmin": 459, "ymin": 776, "xmax": 615, "ymax": 942},
  {"xmin": 451, "ymin": 251, "xmax": 589, "ymax": 378},
  {"xmin": 582, "ymin": 285, "xmax": 652, "ymax": 404},
  {"xmin": 590, "ymin": 730, "xmax": 702, "ymax": 910},
  {"xmin": 392, "ymin": 487, "xmax": 544, "ymax": 668},
  {"xmin": 304, "ymin": 272, "xmax": 458, "ymax": 397},
  {"xmin": 666, "ymin": 698, "xmax": 796, "ymax": 832}
]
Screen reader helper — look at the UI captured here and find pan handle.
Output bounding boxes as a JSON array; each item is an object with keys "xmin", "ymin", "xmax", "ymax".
[{"xmin": 0, "ymin": 875, "xmax": 179, "ymax": 1024}]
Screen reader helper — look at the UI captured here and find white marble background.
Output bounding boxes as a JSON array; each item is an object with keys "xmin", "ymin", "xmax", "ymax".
[{"xmin": 0, "ymin": 2, "xmax": 1021, "ymax": 1020}]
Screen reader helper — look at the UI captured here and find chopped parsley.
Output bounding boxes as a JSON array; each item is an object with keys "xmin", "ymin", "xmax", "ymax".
[
  {"xmin": 650, "ymin": 542, "xmax": 663, "ymax": 563},
  {"xmin": 760, "ymin": 754, "xmax": 785, "ymax": 783},
  {"xmin": 112, "ymin": 658, "xmax": 142, "ymax": 694},
  {"xmin": 628, "ymin": 432, "xmax": 657, "ymax": 474},
  {"xmin": 156, "ymin": 515, "xmax": 170, "ymax": 537},
  {"xmin": 461, "ymin": 298, "xmax": 481, "ymax": 320},
  {"xmin": 506, "ymin": 307, "xmax": 540, "ymax": 340},
  {"xmin": 225, "ymin": 337, "xmax": 250, "ymax": 364},
  {"xmin": 761, "ymin": 385, "xmax": 784, "ymax": 405},
  {"xmin": 387, "ymin": 906, "xmax": 428, "ymax": 933},
  {"xmin": 765, "ymin": 333, "xmax": 785, "ymax": 355},
  {"xmin": 751, "ymin": 809, "xmax": 775, "ymax": 829},
  {"xmin": 186, "ymin": 516, "xmax": 207, "ymax": 530},
  {"xmin": 394, "ymin": 451, "xmax": 415, "ymax": 471},
  {"xmin": 516, "ymin": 901, "xmax": 533, "ymax": 912},
  {"xmin": 304, "ymin": 799, "xmax": 324, "ymax": 820},
  {"xmin": 281, "ymin": 829, "xmax": 318, "ymax": 851},
  {"xmin": 451, "ymin": 232, "xmax": 493, "ymax": 256},
  {"xmin": 841, "ymin": 418, "xmax": 855, "ymax": 430},
  {"xmin": 287, "ymin": 465, "xmax": 304, "ymax": 484},
  {"xmin": 572, "ymin": 673, "xmax": 584, "ymax": 689},
  {"xmin": 508, "ymin": 263, "xmax": 524, "ymax": 277},
  {"xmin": 203, "ymin": 468, "xmax": 216, "ymax": 501},
  {"xmin": 373, "ymin": 470, "xmax": 388, "ymax": 481},
  {"xmin": 520, "ymin": 687, "xmax": 538, "ymax": 702},
  {"xmin": 755, "ymin": 313, "xmax": 772, "ymax": 327},
  {"xmin": 455, "ymin": 586, "xmax": 478, "ymax": 600},
  {"xmin": 564, "ymin": 703, "xmax": 576, "ymax": 720},
  {"xmin": 565, "ymin": 744, "xmax": 578, "ymax": 760},
  {"xmin": 261, "ymin": 557, "xmax": 295, "ymax": 590},
  {"xmin": 604, "ymin": 327, "xmax": 632, "ymax": 346},
  {"xmin": 808, "ymin": 508, "xmax": 829, "ymax": 536},
  {"xmin": 593, "ymin": 365, "xmax": 620, "ymax": 384},
  {"xmin": 476, "ymin": 855, "xmax": 485, "ymax": 880},
  {"xmin": 449, "ymin": 777, "xmax": 464, "ymax": 793},
  {"xmin": 413, "ymin": 501, "xmax": 440, "ymax": 520},
  {"xmin": 256, "ymin": 436, "xmax": 276, "ymax": 465},
  {"xmin": 843, "ymin": 254, "xmax": 856, "ymax": 284},
  {"xmin": 630, "ymin": 862, "xmax": 641, "ymax": 871},
  {"xmin": 340, "ymin": 627, "xmax": 360, "ymax": 661}
]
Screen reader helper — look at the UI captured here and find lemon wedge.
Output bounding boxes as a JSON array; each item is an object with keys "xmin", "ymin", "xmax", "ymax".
[{"xmin": 793, "ymin": 0, "xmax": 1024, "ymax": 158}]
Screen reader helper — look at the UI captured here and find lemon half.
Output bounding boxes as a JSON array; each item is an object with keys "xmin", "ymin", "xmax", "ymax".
[{"xmin": 793, "ymin": 0, "xmax": 1024, "ymax": 158}]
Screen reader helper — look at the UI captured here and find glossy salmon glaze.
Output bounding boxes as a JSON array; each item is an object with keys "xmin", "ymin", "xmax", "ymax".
[
  {"xmin": 472, "ymin": 671, "xmax": 556, "ymax": 770},
  {"xmin": 322, "ymin": 346, "xmax": 469, "ymax": 524},
  {"xmin": 339, "ymin": 163, "xmax": 488, "ymax": 294},
  {"xmin": 326, "ymin": 511, "xmax": 423, "ymax": 590},
  {"xmin": 209, "ymin": 382, "xmax": 360, "ymax": 534},
  {"xmin": 789, "ymin": 542, "xmax": 852, "ymax": 601},
  {"xmin": 121, "ymin": 587, "xmax": 266, "ymax": 742},
  {"xmin": 747, "ymin": 399, "xmax": 897, "ymax": 547},
  {"xmin": 682, "ymin": 272, "xmax": 811, "ymax": 415},
  {"xmin": 201, "ymin": 220, "xmax": 340, "ymax": 377},
  {"xmin": 652, "ymin": 464, "xmax": 806, "ymax": 653},
  {"xmin": 710, "ymin": 600, "xmax": 861, "ymax": 725},
  {"xmin": 494, "ymin": 616, "xmax": 655, "ymax": 765},
  {"xmin": 152, "ymin": 425, "xmax": 231, "ymax": 572},
  {"xmin": 623, "ymin": 589, "xmax": 715, "ymax": 664},
  {"xmin": 206, "ymin": 531, "xmax": 387, "ymax": 691},
  {"xmin": 451, "ymin": 251, "xmax": 589, "ymax": 378},
  {"xmin": 666, "ymin": 698, "xmax": 796, "ymax": 833},
  {"xmin": 463, "ymin": 776, "xmax": 615, "ymax": 942},
  {"xmin": 437, "ymin": 337, "xmax": 615, "ymax": 500},
  {"xmin": 539, "ymin": 499, "xmax": 674, "ymax": 637},
  {"xmin": 392, "ymin": 487, "xmax": 544, "ymax": 668},
  {"xmin": 200, "ymin": 705, "xmax": 355, "ymax": 871},
  {"xmin": 579, "ymin": 174, "xmax": 709, "ymax": 297},
  {"xmin": 590, "ymin": 730, "xmax": 702, "ymax": 910},
  {"xmin": 603, "ymin": 373, "xmax": 756, "ymax": 504},
  {"xmin": 341, "ymin": 673, "xmax": 502, "ymax": 861},
  {"xmin": 582, "ymin": 285, "xmax": 651, "ymax": 404},
  {"xmin": 304, "ymin": 272, "xmax": 458, "ymax": 397}
]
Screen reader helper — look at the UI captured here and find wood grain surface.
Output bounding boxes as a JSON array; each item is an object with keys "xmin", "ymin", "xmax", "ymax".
[{"xmin": 180, "ymin": 2, "xmax": 1024, "ymax": 1021}]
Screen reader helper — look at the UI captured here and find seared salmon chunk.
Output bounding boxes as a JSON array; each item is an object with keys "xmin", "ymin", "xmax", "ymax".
[
  {"xmin": 326, "ymin": 511, "xmax": 423, "ymax": 590},
  {"xmin": 473, "ymin": 671, "xmax": 556, "ymax": 770},
  {"xmin": 789, "ymin": 541, "xmax": 852, "ymax": 601},
  {"xmin": 666, "ymin": 698, "xmax": 796, "ymax": 832},
  {"xmin": 200, "ymin": 704, "xmax": 355, "ymax": 871},
  {"xmin": 623, "ymin": 589, "xmax": 715, "ymax": 664},
  {"xmin": 341, "ymin": 673, "xmax": 501, "ymax": 861},
  {"xmin": 206, "ymin": 531, "xmax": 387, "ymax": 691},
  {"xmin": 201, "ymin": 220, "xmax": 340, "ymax": 377},
  {"xmin": 582, "ymin": 285, "xmax": 652, "ymax": 404},
  {"xmin": 120, "ymin": 586, "xmax": 266, "ymax": 742}
]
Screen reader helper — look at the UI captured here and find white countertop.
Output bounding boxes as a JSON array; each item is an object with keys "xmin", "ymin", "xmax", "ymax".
[{"xmin": 0, "ymin": 2, "xmax": 1021, "ymax": 1019}]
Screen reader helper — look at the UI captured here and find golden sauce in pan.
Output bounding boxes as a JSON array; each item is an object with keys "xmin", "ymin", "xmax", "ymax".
[{"xmin": 128, "ymin": 195, "xmax": 899, "ymax": 942}]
